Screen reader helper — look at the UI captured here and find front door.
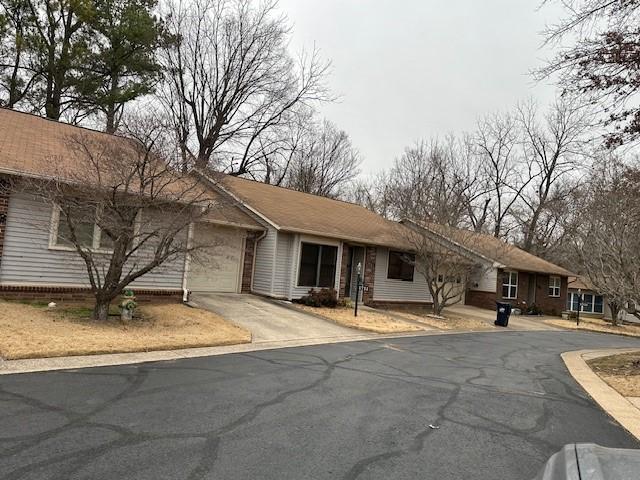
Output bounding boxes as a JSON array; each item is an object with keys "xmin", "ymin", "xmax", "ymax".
[{"xmin": 527, "ymin": 273, "xmax": 536, "ymax": 305}]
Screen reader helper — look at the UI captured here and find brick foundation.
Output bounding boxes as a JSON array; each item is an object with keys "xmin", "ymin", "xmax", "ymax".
[
  {"xmin": 241, "ymin": 234, "xmax": 256, "ymax": 293},
  {"xmin": 362, "ymin": 246, "xmax": 376, "ymax": 305},
  {"xmin": 367, "ymin": 300, "xmax": 432, "ymax": 310},
  {"xmin": 0, "ymin": 285, "xmax": 182, "ymax": 302}
]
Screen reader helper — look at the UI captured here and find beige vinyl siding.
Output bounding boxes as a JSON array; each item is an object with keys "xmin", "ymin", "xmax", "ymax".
[
  {"xmin": 0, "ymin": 193, "xmax": 184, "ymax": 289},
  {"xmin": 273, "ymin": 232, "xmax": 294, "ymax": 298},
  {"xmin": 373, "ymin": 247, "xmax": 432, "ymax": 303},
  {"xmin": 469, "ymin": 266, "xmax": 498, "ymax": 293},
  {"xmin": 251, "ymin": 227, "xmax": 277, "ymax": 295}
]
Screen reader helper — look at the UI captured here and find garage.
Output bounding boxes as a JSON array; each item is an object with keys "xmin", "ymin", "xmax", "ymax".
[{"xmin": 187, "ymin": 223, "xmax": 245, "ymax": 293}]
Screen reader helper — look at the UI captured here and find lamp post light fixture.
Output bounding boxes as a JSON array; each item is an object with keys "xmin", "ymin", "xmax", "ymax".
[{"xmin": 354, "ymin": 262, "xmax": 362, "ymax": 317}]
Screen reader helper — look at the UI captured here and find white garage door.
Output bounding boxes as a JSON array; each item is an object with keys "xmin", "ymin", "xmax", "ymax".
[{"xmin": 187, "ymin": 224, "xmax": 244, "ymax": 293}]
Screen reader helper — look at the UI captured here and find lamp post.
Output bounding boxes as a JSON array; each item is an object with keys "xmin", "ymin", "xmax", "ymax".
[
  {"xmin": 576, "ymin": 288, "xmax": 582, "ymax": 326},
  {"xmin": 354, "ymin": 262, "xmax": 362, "ymax": 317}
]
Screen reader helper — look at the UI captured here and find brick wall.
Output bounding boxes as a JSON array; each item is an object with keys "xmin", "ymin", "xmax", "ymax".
[
  {"xmin": 241, "ymin": 234, "xmax": 256, "ymax": 294},
  {"xmin": 362, "ymin": 246, "xmax": 376, "ymax": 305},
  {"xmin": 338, "ymin": 244, "xmax": 351, "ymax": 299},
  {"xmin": 533, "ymin": 274, "xmax": 567, "ymax": 316},
  {"xmin": 0, "ymin": 285, "xmax": 182, "ymax": 302},
  {"xmin": 465, "ymin": 290, "xmax": 497, "ymax": 310},
  {"xmin": 0, "ymin": 178, "xmax": 9, "ymax": 269}
]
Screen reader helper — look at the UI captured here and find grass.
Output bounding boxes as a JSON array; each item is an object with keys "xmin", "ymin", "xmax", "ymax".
[
  {"xmin": 0, "ymin": 299, "xmax": 251, "ymax": 360},
  {"xmin": 544, "ymin": 316, "xmax": 640, "ymax": 338},
  {"xmin": 292, "ymin": 304, "xmax": 424, "ymax": 334},
  {"xmin": 384, "ymin": 307, "xmax": 494, "ymax": 331},
  {"xmin": 588, "ymin": 352, "xmax": 640, "ymax": 398}
]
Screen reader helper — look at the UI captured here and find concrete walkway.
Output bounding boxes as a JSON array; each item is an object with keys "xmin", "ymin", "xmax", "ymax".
[
  {"xmin": 444, "ymin": 304, "xmax": 559, "ymax": 331},
  {"xmin": 191, "ymin": 293, "xmax": 363, "ymax": 342},
  {"xmin": 562, "ymin": 348, "xmax": 640, "ymax": 441}
]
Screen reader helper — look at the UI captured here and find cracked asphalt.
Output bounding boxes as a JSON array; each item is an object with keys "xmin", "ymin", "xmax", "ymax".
[{"xmin": 2, "ymin": 331, "xmax": 640, "ymax": 480}]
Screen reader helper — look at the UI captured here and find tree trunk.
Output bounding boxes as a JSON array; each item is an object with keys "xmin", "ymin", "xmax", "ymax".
[{"xmin": 93, "ymin": 297, "xmax": 111, "ymax": 321}]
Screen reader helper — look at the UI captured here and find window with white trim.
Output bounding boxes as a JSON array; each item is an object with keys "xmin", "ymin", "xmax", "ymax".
[
  {"xmin": 502, "ymin": 271, "xmax": 518, "ymax": 299},
  {"xmin": 51, "ymin": 205, "xmax": 121, "ymax": 252},
  {"xmin": 297, "ymin": 242, "xmax": 338, "ymax": 288},
  {"xmin": 548, "ymin": 276, "xmax": 561, "ymax": 297},
  {"xmin": 567, "ymin": 292, "xmax": 604, "ymax": 314}
]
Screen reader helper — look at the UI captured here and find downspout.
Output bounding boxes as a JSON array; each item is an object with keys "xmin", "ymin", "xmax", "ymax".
[
  {"xmin": 181, "ymin": 222, "xmax": 195, "ymax": 303},
  {"xmin": 253, "ymin": 228, "xmax": 268, "ymax": 293}
]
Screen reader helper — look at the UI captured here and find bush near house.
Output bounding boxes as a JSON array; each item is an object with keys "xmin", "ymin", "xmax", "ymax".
[{"xmin": 297, "ymin": 288, "xmax": 339, "ymax": 308}]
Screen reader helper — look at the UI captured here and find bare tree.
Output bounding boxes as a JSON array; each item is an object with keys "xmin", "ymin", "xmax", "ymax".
[
  {"xmin": 283, "ymin": 118, "xmax": 360, "ymax": 198},
  {"xmin": 15, "ymin": 112, "xmax": 223, "ymax": 320},
  {"xmin": 402, "ymin": 220, "xmax": 488, "ymax": 316},
  {"xmin": 515, "ymin": 98, "xmax": 591, "ymax": 253},
  {"xmin": 571, "ymin": 157, "xmax": 640, "ymax": 324},
  {"xmin": 160, "ymin": 0, "xmax": 330, "ymax": 172},
  {"xmin": 384, "ymin": 137, "xmax": 485, "ymax": 228},
  {"xmin": 539, "ymin": 0, "xmax": 640, "ymax": 147},
  {"xmin": 474, "ymin": 111, "xmax": 533, "ymax": 239}
]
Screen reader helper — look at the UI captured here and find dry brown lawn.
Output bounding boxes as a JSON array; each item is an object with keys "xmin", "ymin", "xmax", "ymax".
[
  {"xmin": 385, "ymin": 309, "xmax": 494, "ymax": 331},
  {"xmin": 588, "ymin": 352, "xmax": 640, "ymax": 397},
  {"xmin": 545, "ymin": 317, "xmax": 640, "ymax": 338},
  {"xmin": 0, "ymin": 300, "xmax": 251, "ymax": 360},
  {"xmin": 293, "ymin": 304, "xmax": 424, "ymax": 334}
]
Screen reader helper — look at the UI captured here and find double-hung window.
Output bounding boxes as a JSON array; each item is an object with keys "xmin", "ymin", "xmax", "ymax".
[
  {"xmin": 502, "ymin": 271, "xmax": 518, "ymax": 299},
  {"xmin": 297, "ymin": 243, "xmax": 338, "ymax": 288},
  {"xmin": 51, "ymin": 205, "xmax": 119, "ymax": 251},
  {"xmin": 387, "ymin": 251, "xmax": 414, "ymax": 281},
  {"xmin": 548, "ymin": 276, "xmax": 561, "ymax": 297}
]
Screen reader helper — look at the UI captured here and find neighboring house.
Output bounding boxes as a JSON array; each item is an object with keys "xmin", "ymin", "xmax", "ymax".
[
  {"xmin": 201, "ymin": 173, "xmax": 439, "ymax": 307},
  {"xmin": 567, "ymin": 276, "xmax": 638, "ymax": 323},
  {"xmin": 0, "ymin": 108, "xmax": 264, "ymax": 300},
  {"xmin": 406, "ymin": 222, "xmax": 574, "ymax": 315}
]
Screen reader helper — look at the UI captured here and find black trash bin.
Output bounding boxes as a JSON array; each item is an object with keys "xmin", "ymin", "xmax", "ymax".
[{"xmin": 495, "ymin": 302, "xmax": 512, "ymax": 327}]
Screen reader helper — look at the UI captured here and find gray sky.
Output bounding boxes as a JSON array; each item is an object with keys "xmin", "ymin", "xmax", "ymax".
[{"xmin": 277, "ymin": 0, "xmax": 565, "ymax": 175}]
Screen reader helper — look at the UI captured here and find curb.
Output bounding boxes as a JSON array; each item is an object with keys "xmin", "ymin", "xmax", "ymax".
[
  {"xmin": 562, "ymin": 349, "xmax": 640, "ymax": 442},
  {"xmin": 0, "ymin": 327, "xmax": 538, "ymax": 376}
]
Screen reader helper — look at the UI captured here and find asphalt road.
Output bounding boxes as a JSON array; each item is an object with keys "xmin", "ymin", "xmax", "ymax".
[{"xmin": 1, "ymin": 331, "xmax": 639, "ymax": 480}]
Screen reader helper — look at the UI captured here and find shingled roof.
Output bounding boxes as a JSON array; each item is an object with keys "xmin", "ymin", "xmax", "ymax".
[
  {"xmin": 218, "ymin": 174, "xmax": 412, "ymax": 248},
  {"xmin": 413, "ymin": 221, "xmax": 575, "ymax": 277},
  {"xmin": 0, "ymin": 108, "xmax": 262, "ymax": 229}
]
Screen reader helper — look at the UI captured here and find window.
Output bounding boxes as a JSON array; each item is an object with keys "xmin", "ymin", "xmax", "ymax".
[
  {"xmin": 567, "ymin": 292, "xmax": 604, "ymax": 314},
  {"xmin": 502, "ymin": 271, "xmax": 518, "ymax": 299},
  {"xmin": 297, "ymin": 243, "xmax": 338, "ymax": 287},
  {"xmin": 548, "ymin": 276, "xmax": 561, "ymax": 297},
  {"xmin": 51, "ymin": 205, "xmax": 121, "ymax": 252},
  {"xmin": 387, "ymin": 251, "xmax": 414, "ymax": 281}
]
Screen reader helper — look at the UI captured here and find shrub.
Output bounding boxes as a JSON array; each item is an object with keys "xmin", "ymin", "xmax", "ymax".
[
  {"xmin": 525, "ymin": 304, "xmax": 544, "ymax": 315},
  {"xmin": 297, "ymin": 288, "xmax": 338, "ymax": 308}
]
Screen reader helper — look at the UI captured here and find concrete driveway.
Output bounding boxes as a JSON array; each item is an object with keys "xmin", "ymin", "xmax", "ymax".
[
  {"xmin": 192, "ymin": 293, "xmax": 363, "ymax": 342},
  {"xmin": 2, "ymin": 331, "xmax": 639, "ymax": 480}
]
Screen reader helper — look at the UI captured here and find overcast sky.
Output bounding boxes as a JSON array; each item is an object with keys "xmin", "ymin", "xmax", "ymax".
[{"xmin": 277, "ymin": 0, "xmax": 566, "ymax": 175}]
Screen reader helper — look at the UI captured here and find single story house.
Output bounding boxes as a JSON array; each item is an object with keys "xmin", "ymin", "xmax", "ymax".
[
  {"xmin": 0, "ymin": 108, "xmax": 264, "ymax": 300},
  {"xmin": 405, "ymin": 222, "xmax": 574, "ymax": 315},
  {"xmin": 200, "ymin": 172, "xmax": 440, "ymax": 307}
]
